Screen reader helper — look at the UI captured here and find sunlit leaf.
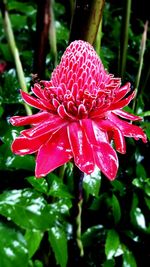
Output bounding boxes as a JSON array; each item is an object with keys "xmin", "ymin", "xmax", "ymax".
[
  {"xmin": 48, "ymin": 225, "xmax": 68, "ymax": 267},
  {"xmin": 0, "ymin": 189, "xmax": 56, "ymax": 230},
  {"xmin": 0, "ymin": 223, "xmax": 28, "ymax": 267},
  {"xmin": 122, "ymin": 247, "xmax": 137, "ymax": 267},
  {"xmin": 25, "ymin": 229, "xmax": 43, "ymax": 258},
  {"xmin": 105, "ymin": 229, "xmax": 120, "ymax": 259},
  {"xmin": 27, "ymin": 176, "xmax": 48, "ymax": 194},
  {"xmin": 83, "ymin": 168, "xmax": 101, "ymax": 197}
]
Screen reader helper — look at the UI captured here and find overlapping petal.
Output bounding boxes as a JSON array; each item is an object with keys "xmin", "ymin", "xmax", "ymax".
[
  {"xmin": 10, "ymin": 111, "xmax": 51, "ymax": 126},
  {"xmin": 21, "ymin": 115, "xmax": 68, "ymax": 138},
  {"xmin": 67, "ymin": 122, "xmax": 95, "ymax": 174},
  {"xmin": 10, "ymin": 40, "xmax": 147, "ymax": 180},
  {"xmin": 108, "ymin": 113, "xmax": 147, "ymax": 143},
  {"xmin": 81, "ymin": 119, "xmax": 119, "ymax": 179},
  {"xmin": 35, "ymin": 127, "xmax": 72, "ymax": 177},
  {"xmin": 11, "ymin": 133, "xmax": 50, "ymax": 155}
]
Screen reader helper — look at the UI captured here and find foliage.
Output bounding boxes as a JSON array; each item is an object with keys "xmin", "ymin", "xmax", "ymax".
[{"xmin": 0, "ymin": 0, "xmax": 150, "ymax": 266}]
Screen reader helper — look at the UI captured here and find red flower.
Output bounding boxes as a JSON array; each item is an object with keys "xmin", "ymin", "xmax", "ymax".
[{"xmin": 10, "ymin": 40, "xmax": 147, "ymax": 180}]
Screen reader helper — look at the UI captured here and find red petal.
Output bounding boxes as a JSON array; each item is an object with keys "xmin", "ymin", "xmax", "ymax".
[
  {"xmin": 21, "ymin": 116, "xmax": 68, "ymax": 138},
  {"xmin": 11, "ymin": 134, "xmax": 50, "ymax": 155},
  {"xmin": 81, "ymin": 119, "xmax": 108, "ymax": 144},
  {"xmin": 35, "ymin": 127, "xmax": 72, "ymax": 177},
  {"xmin": 31, "ymin": 83, "xmax": 46, "ymax": 99},
  {"xmin": 95, "ymin": 119, "xmax": 126, "ymax": 154},
  {"xmin": 109, "ymin": 113, "xmax": 147, "ymax": 143},
  {"xmin": 110, "ymin": 90, "xmax": 136, "ymax": 110},
  {"xmin": 94, "ymin": 142, "xmax": 118, "ymax": 180},
  {"xmin": 67, "ymin": 122, "xmax": 95, "ymax": 174},
  {"xmin": 10, "ymin": 111, "xmax": 51, "ymax": 126},
  {"xmin": 113, "ymin": 109, "xmax": 142, "ymax": 121},
  {"xmin": 114, "ymin": 82, "xmax": 131, "ymax": 102},
  {"xmin": 21, "ymin": 90, "xmax": 48, "ymax": 110},
  {"xmin": 80, "ymin": 119, "xmax": 118, "ymax": 179}
]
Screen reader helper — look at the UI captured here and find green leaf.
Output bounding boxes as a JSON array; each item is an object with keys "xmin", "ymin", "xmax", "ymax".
[
  {"xmin": 25, "ymin": 229, "xmax": 43, "ymax": 258},
  {"xmin": 136, "ymin": 163, "xmax": 147, "ymax": 179},
  {"xmin": 105, "ymin": 229, "xmax": 120, "ymax": 259},
  {"xmin": 0, "ymin": 223, "xmax": 28, "ymax": 267},
  {"xmin": 27, "ymin": 176, "xmax": 49, "ymax": 194},
  {"xmin": 0, "ymin": 189, "xmax": 56, "ymax": 230},
  {"xmin": 130, "ymin": 193, "xmax": 146, "ymax": 230},
  {"xmin": 83, "ymin": 168, "xmax": 101, "ymax": 197},
  {"xmin": 82, "ymin": 225, "xmax": 104, "ymax": 247},
  {"xmin": 122, "ymin": 248, "xmax": 137, "ymax": 267},
  {"xmin": 103, "ymin": 259, "xmax": 115, "ymax": 267},
  {"xmin": 112, "ymin": 194, "xmax": 121, "ymax": 224},
  {"xmin": 47, "ymin": 173, "xmax": 73, "ymax": 198},
  {"xmin": 48, "ymin": 225, "xmax": 68, "ymax": 267}
]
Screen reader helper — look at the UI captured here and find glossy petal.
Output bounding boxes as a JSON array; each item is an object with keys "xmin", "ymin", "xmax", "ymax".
[
  {"xmin": 81, "ymin": 119, "xmax": 119, "ymax": 179},
  {"xmin": 95, "ymin": 119, "xmax": 126, "ymax": 154},
  {"xmin": 113, "ymin": 109, "xmax": 142, "ymax": 121},
  {"xmin": 31, "ymin": 83, "xmax": 46, "ymax": 99},
  {"xmin": 109, "ymin": 90, "xmax": 136, "ymax": 110},
  {"xmin": 10, "ymin": 111, "xmax": 51, "ymax": 126},
  {"xmin": 21, "ymin": 90, "xmax": 48, "ymax": 110},
  {"xmin": 109, "ymin": 113, "xmax": 147, "ymax": 143},
  {"xmin": 21, "ymin": 116, "xmax": 68, "ymax": 138},
  {"xmin": 114, "ymin": 82, "xmax": 131, "ymax": 102},
  {"xmin": 35, "ymin": 127, "xmax": 72, "ymax": 177},
  {"xmin": 67, "ymin": 122, "xmax": 95, "ymax": 174},
  {"xmin": 81, "ymin": 119, "xmax": 108, "ymax": 144},
  {"xmin": 11, "ymin": 134, "xmax": 50, "ymax": 155},
  {"xmin": 94, "ymin": 142, "xmax": 118, "ymax": 180}
]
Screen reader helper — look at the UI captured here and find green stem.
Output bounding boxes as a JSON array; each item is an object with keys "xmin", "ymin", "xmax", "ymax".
[
  {"xmin": 49, "ymin": 0, "xmax": 57, "ymax": 67},
  {"xmin": 75, "ymin": 198, "xmax": 84, "ymax": 257},
  {"xmin": 95, "ymin": 18, "xmax": 102, "ymax": 55},
  {"xmin": 132, "ymin": 21, "xmax": 148, "ymax": 112},
  {"xmin": 118, "ymin": 0, "xmax": 131, "ymax": 78},
  {"xmin": 0, "ymin": 0, "xmax": 32, "ymax": 115}
]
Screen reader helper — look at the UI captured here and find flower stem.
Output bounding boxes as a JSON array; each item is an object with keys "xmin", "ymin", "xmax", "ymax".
[
  {"xmin": 0, "ymin": 0, "xmax": 32, "ymax": 115},
  {"xmin": 73, "ymin": 165, "xmax": 84, "ymax": 257},
  {"xmin": 67, "ymin": 165, "xmax": 84, "ymax": 265},
  {"xmin": 118, "ymin": 0, "xmax": 131, "ymax": 78},
  {"xmin": 132, "ymin": 21, "xmax": 148, "ymax": 112}
]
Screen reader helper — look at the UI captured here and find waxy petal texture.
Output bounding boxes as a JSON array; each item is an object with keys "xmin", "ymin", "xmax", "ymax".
[
  {"xmin": 10, "ymin": 40, "xmax": 147, "ymax": 180},
  {"xmin": 35, "ymin": 127, "xmax": 72, "ymax": 177},
  {"xmin": 67, "ymin": 122, "xmax": 95, "ymax": 174}
]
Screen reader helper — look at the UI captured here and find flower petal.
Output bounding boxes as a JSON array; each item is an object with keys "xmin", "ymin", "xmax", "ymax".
[
  {"xmin": 109, "ymin": 113, "xmax": 147, "ymax": 143},
  {"xmin": 11, "ymin": 134, "xmax": 50, "ymax": 155},
  {"xmin": 81, "ymin": 118, "xmax": 108, "ymax": 144},
  {"xmin": 20, "ymin": 90, "xmax": 48, "ymax": 110},
  {"xmin": 94, "ymin": 142, "xmax": 118, "ymax": 180},
  {"xmin": 95, "ymin": 119, "xmax": 126, "ymax": 154},
  {"xmin": 35, "ymin": 127, "xmax": 72, "ymax": 177},
  {"xmin": 113, "ymin": 109, "xmax": 142, "ymax": 121},
  {"xmin": 81, "ymin": 119, "xmax": 119, "ymax": 179},
  {"xmin": 114, "ymin": 82, "xmax": 131, "ymax": 102},
  {"xmin": 109, "ymin": 90, "xmax": 136, "ymax": 110},
  {"xmin": 10, "ymin": 111, "xmax": 51, "ymax": 126},
  {"xmin": 21, "ymin": 115, "xmax": 68, "ymax": 138},
  {"xmin": 67, "ymin": 122, "xmax": 95, "ymax": 174},
  {"xmin": 31, "ymin": 83, "xmax": 46, "ymax": 99}
]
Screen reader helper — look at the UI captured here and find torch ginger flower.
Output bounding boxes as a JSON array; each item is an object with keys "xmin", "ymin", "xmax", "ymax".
[{"xmin": 10, "ymin": 40, "xmax": 147, "ymax": 180}]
